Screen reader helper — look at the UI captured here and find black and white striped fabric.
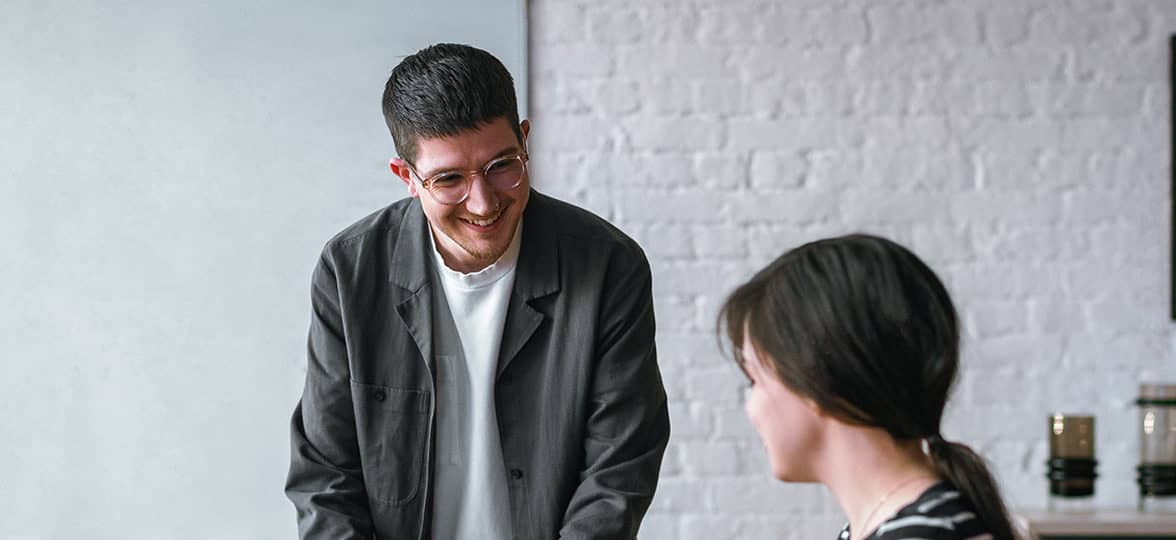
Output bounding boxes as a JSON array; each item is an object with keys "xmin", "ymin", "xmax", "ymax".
[{"xmin": 837, "ymin": 481, "xmax": 993, "ymax": 540}]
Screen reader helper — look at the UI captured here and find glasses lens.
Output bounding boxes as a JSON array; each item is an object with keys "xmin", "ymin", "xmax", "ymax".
[
  {"xmin": 484, "ymin": 156, "xmax": 524, "ymax": 191},
  {"xmin": 427, "ymin": 173, "xmax": 467, "ymax": 204}
]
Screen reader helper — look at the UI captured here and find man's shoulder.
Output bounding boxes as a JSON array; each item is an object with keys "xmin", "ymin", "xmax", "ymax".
[
  {"xmin": 320, "ymin": 197, "xmax": 415, "ymax": 256},
  {"xmin": 531, "ymin": 191, "xmax": 646, "ymax": 264}
]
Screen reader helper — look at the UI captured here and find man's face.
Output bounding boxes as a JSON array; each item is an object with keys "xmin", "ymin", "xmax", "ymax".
[{"xmin": 392, "ymin": 117, "xmax": 530, "ymax": 273}]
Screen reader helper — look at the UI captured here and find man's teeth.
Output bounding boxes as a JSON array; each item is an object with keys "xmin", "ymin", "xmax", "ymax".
[{"xmin": 464, "ymin": 212, "xmax": 501, "ymax": 227}]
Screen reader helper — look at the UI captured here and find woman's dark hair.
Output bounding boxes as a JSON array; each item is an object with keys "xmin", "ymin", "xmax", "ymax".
[
  {"xmin": 381, "ymin": 43, "xmax": 523, "ymax": 164},
  {"xmin": 720, "ymin": 234, "xmax": 1014, "ymax": 540}
]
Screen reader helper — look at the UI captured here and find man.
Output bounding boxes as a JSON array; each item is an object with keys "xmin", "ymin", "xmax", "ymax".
[{"xmin": 285, "ymin": 43, "xmax": 670, "ymax": 539}]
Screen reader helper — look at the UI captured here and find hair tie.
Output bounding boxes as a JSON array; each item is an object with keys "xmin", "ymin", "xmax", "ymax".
[{"xmin": 922, "ymin": 434, "xmax": 946, "ymax": 456}]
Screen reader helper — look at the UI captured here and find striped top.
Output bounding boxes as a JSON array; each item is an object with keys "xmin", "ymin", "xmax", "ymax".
[{"xmin": 837, "ymin": 481, "xmax": 992, "ymax": 540}]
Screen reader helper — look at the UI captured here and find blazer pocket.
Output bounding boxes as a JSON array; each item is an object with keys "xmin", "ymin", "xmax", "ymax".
[{"xmin": 350, "ymin": 382, "xmax": 428, "ymax": 507}]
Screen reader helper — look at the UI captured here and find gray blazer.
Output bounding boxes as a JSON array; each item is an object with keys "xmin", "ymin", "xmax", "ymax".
[{"xmin": 286, "ymin": 191, "xmax": 670, "ymax": 539}]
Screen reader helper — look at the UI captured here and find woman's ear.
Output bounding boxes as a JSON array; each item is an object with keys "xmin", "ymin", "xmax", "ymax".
[{"xmin": 804, "ymin": 396, "xmax": 828, "ymax": 418}]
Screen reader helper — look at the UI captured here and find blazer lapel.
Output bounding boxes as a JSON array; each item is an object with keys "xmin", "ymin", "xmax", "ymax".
[
  {"xmin": 388, "ymin": 192, "xmax": 560, "ymax": 379},
  {"xmin": 497, "ymin": 191, "xmax": 561, "ymax": 379},
  {"xmin": 389, "ymin": 200, "xmax": 435, "ymax": 369}
]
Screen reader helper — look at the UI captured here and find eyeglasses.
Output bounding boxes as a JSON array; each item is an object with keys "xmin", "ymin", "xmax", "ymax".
[{"xmin": 407, "ymin": 152, "xmax": 528, "ymax": 206}]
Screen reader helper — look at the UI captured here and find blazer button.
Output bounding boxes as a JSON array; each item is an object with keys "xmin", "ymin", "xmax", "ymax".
[
  {"xmin": 374, "ymin": 389, "xmax": 387, "ymax": 402},
  {"xmin": 510, "ymin": 468, "xmax": 524, "ymax": 480}
]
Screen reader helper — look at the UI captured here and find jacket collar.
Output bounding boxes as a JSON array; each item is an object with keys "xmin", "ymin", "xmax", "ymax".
[
  {"xmin": 512, "ymin": 190, "xmax": 561, "ymax": 301},
  {"xmin": 389, "ymin": 198, "xmax": 431, "ymax": 292},
  {"xmin": 389, "ymin": 189, "xmax": 561, "ymax": 302},
  {"xmin": 389, "ymin": 190, "xmax": 561, "ymax": 381}
]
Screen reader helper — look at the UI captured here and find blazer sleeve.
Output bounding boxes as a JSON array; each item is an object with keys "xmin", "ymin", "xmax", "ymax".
[
  {"xmin": 285, "ymin": 252, "xmax": 374, "ymax": 538},
  {"xmin": 559, "ymin": 249, "xmax": 671, "ymax": 539}
]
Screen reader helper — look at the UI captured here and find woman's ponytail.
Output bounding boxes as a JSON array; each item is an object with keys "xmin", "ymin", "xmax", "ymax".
[{"xmin": 926, "ymin": 436, "xmax": 1016, "ymax": 540}]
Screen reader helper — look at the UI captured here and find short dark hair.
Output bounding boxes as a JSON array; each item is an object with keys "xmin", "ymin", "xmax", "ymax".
[
  {"xmin": 720, "ymin": 234, "xmax": 1015, "ymax": 540},
  {"xmin": 382, "ymin": 43, "xmax": 522, "ymax": 164}
]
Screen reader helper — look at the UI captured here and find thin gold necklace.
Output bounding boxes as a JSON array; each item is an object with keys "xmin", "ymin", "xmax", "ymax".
[{"xmin": 853, "ymin": 475, "xmax": 929, "ymax": 540}]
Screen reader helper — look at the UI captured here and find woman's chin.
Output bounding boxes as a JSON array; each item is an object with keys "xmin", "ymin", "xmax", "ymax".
[{"xmin": 772, "ymin": 463, "xmax": 815, "ymax": 483}]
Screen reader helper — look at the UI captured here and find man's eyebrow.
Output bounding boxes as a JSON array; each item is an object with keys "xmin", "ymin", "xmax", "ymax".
[
  {"xmin": 419, "ymin": 144, "xmax": 522, "ymax": 179},
  {"xmin": 488, "ymin": 145, "xmax": 522, "ymax": 160}
]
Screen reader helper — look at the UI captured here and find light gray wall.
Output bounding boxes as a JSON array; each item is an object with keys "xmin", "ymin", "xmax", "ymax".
[
  {"xmin": 528, "ymin": 1, "xmax": 1175, "ymax": 538},
  {"xmin": 0, "ymin": 1, "xmax": 525, "ymax": 538}
]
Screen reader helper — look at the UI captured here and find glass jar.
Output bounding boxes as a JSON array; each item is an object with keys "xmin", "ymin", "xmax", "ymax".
[
  {"xmin": 1047, "ymin": 413, "xmax": 1096, "ymax": 512},
  {"xmin": 1138, "ymin": 383, "xmax": 1176, "ymax": 512}
]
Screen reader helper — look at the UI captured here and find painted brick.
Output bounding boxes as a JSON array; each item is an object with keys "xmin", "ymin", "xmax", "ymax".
[
  {"xmin": 586, "ymin": 9, "xmax": 645, "ymax": 45},
  {"xmin": 668, "ymin": 401, "xmax": 714, "ymax": 441},
  {"xmin": 749, "ymin": 151, "xmax": 805, "ymax": 190},
  {"xmin": 528, "ymin": 1, "xmax": 1176, "ymax": 537},
  {"xmin": 685, "ymin": 366, "xmax": 744, "ymax": 405},
  {"xmin": 982, "ymin": 5, "xmax": 1033, "ymax": 46},
  {"xmin": 867, "ymin": 3, "xmax": 981, "ymax": 46},
  {"xmin": 618, "ymin": 115, "xmax": 727, "ymax": 152},
  {"xmin": 651, "ymin": 477, "xmax": 710, "ymax": 514},
  {"xmin": 533, "ymin": 43, "xmax": 614, "ymax": 78},
  {"xmin": 691, "ymin": 224, "xmax": 749, "ymax": 259},
  {"xmin": 679, "ymin": 441, "xmax": 742, "ymax": 476},
  {"xmin": 709, "ymin": 479, "xmax": 831, "ymax": 515},
  {"xmin": 616, "ymin": 45, "xmax": 727, "ymax": 80}
]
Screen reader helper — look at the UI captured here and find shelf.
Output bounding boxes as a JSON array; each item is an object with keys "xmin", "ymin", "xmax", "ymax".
[{"xmin": 1019, "ymin": 509, "xmax": 1176, "ymax": 538}]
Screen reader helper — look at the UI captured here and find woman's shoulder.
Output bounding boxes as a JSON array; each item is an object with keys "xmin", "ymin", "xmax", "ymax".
[{"xmin": 872, "ymin": 481, "xmax": 992, "ymax": 540}]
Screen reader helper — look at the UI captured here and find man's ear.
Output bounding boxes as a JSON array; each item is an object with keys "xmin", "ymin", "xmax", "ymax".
[
  {"xmin": 390, "ymin": 158, "xmax": 420, "ymax": 198},
  {"xmin": 519, "ymin": 119, "xmax": 531, "ymax": 145}
]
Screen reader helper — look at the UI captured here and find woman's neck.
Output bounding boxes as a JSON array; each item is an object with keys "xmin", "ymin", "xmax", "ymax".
[{"xmin": 818, "ymin": 426, "xmax": 941, "ymax": 540}]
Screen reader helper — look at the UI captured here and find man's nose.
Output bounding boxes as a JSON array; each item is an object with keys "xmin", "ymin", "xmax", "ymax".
[{"xmin": 463, "ymin": 174, "xmax": 499, "ymax": 216}]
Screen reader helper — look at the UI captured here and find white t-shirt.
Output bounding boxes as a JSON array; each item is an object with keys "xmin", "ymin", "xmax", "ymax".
[{"xmin": 427, "ymin": 223, "xmax": 522, "ymax": 540}]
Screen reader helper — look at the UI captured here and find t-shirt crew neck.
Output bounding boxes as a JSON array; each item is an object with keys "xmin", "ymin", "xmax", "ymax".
[
  {"xmin": 425, "ymin": 219, "xmax": 523, "ymax": 540},
  {"xmin": 430, "ymin": 222, "xmax": 522, "ymax": 291}
]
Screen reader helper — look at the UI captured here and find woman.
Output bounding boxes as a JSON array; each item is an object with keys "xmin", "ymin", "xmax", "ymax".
[{"xmin": 720, "ymin": 234, "xmax": 1016, "ymax": 540}]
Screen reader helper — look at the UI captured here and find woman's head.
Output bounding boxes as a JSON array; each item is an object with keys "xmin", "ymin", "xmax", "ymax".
[
  {"xmin": 722, "ymin": 233, "xmax": 1015, "ymax": 540},
  {"xmin": 722, "ymin": 234, "xmax": 959, "ymax": 442}
]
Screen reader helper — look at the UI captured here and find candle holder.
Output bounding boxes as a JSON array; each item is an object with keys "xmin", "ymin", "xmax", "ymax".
[
  {"xmin": 1138, "ymin": 383, "xmax": 1176, "ymax": 513},
  {"xmin": 1047, "ymin": 413, "xmax": 1096, "ymax": 512}
]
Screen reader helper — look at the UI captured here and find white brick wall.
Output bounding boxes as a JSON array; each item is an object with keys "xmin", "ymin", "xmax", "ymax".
[{"xmin": 529, "ymin": 1, "xmax": 1176, "ymax": 537}]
